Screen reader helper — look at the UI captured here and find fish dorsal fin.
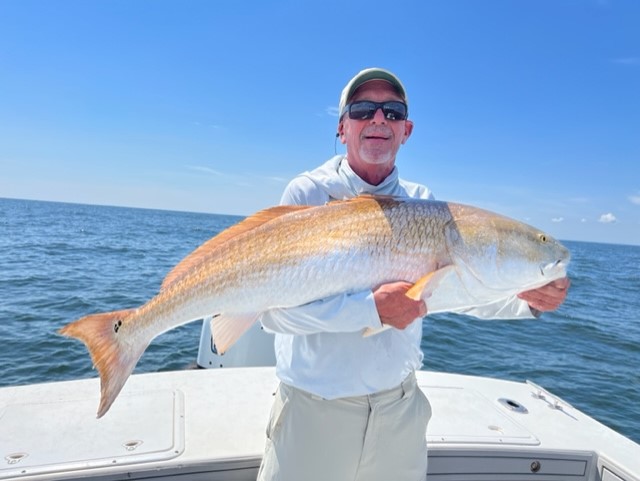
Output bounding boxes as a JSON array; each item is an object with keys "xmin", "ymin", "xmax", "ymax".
[
  {"xmin": 160, "ymin": 204, "xmax": 313, "ymax": 291},
  {"xmin": 328, "ymin": 194, "xmax": 402, "ymax": 205}
]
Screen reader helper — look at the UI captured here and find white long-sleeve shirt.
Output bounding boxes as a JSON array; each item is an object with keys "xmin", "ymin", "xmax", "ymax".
[{"xmin": 260, "ymin": 155, "xmax": 534, "ymax": 399}]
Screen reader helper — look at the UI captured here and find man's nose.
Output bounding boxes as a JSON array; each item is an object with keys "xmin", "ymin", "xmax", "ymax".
[{"xmin": 370, "ymin": 107, "xmax": 387, "ymax": 123}]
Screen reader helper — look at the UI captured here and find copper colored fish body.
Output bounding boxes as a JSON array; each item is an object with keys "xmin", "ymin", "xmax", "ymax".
[{"xmin": 59, "ymin": 196, "xmax": 570, "ymax": 417}]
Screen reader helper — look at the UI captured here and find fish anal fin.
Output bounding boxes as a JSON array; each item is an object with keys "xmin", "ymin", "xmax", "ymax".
[
  {"xmin": 211, "ymin": 312, "xmax": 261, "ymax": 354},
  {"xmin": 58, "ymin": 309, "xmax": 145, "ymax": 418},
  {"xmin": 161, "ymin": 205, "xmax": 313, "ymax": 291}
]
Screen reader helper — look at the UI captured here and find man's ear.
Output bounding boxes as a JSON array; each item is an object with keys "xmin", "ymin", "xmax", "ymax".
[
  {"xmin": 401, "ymin": 120, "xmax": 414, "ymax": 144},
  {"xmin": 337, "ymin": 121, "xmax": 346, "ymax": 144}
]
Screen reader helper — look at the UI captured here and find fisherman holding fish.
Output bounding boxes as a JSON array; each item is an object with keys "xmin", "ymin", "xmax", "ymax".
[
  {"xmin": 256, "ymin": 68, "xmax": 570, "ymax": 481},
  {"xmin": 59, "ymin": 66, "xmax": 570, "ymax": 480}
]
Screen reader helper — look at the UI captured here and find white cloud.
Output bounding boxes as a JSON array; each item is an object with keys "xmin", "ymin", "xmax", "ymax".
[
  {"xmin": 551, "ymin": 217, "xmax": 564, "ymax": 223},
  {"xmin": 187, "ymin": 166, "xmax": 287, "ymax": 187},
  {"xmin": 326, "ymin": 106, "xmax": 340, "ymax": 117},
  {"xmin": 266, "ymin": 176, "xmax": 289, "ymax": 183},
  {"xmin": 581, "ymin": 218, "xmax": 587, "ymax": 223},
  {"xmin": 629, "ymin": 194, "xmax": 640, "ymax": 205},
  {"xmin": 599, "ymin": 213, "xmax": 617, "ymax": 223},
  {"xmin": 188, "ymin": 165, "xmax": 225, "ymax": 176}
]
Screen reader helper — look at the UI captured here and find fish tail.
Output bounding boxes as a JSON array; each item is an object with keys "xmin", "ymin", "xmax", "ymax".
[{"xmin": 59, "ymin": 308, "xmax": 144, "ymax": 418}]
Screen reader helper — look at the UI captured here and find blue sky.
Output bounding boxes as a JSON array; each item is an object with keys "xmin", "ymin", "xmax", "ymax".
[{"xmin": 1, "ymin": 0, "xmax": 638, "ymax": 246}]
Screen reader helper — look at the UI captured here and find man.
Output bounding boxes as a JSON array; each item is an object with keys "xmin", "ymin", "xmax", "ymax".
[{"xmin": 257, "ymin": 68, "xmax": 570, "ymax": 481}]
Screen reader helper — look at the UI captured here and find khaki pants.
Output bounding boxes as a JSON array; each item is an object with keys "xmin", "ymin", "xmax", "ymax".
[{"xmin": 257, "ymin": 373, "xmax": 431, "ymax": 481}]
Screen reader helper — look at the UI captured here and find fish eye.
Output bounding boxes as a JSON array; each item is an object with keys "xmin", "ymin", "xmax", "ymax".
[{"xmin": 538, "ymin": 234, "xmax": 548, "ymax": 243}]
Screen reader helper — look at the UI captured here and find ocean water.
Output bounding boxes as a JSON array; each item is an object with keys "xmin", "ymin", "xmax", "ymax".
[{"xmin": 0, "ymin": 197, "xmax": 638, "ymax": 443}]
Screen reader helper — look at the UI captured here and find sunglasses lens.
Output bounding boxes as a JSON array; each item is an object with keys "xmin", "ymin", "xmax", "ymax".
[
  {"xmin": 348, "ymin": 102, "xmax": 376, "ymax": 120},
  {"xmin": 347, "ymin": 101, "xmax": 407, "ymax": 121},
  {"xmin": 382, "ymin": 102, "xmax": 408, "ymax": 121}
]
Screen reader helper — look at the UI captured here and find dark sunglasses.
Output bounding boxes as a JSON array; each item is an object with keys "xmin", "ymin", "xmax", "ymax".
[{"xmin": 341, "ymin": 100, "xmax": 408, "ymax": 121}]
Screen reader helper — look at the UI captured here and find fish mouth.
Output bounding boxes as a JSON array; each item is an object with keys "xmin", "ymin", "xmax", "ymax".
[{"xmin": 540, "ymin": 259, "xmax": 568, "ymax": 277}]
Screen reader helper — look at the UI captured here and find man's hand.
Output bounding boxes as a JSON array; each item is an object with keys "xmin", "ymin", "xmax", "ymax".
[
  {"xmin": 373, "ymin": 281, "xmax": 427, "ymax": 330},
  {"xmin": 517, "ymin": 277, "xmax": 570, "ymax": 313}
]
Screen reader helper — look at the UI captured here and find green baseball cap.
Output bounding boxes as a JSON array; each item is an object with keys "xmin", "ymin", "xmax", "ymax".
[{"xmin": 339, "ymin": 67, "xmax": 408, "ymax": 117}]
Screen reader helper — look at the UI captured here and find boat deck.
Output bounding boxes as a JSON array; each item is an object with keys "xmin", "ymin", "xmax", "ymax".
[{"xmin": 1, "ymin": 367, "xmax": 638, "ymax": 480}]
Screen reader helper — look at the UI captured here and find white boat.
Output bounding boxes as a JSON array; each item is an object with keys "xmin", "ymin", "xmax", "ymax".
[{"xmin": 2, "ymin": 322, "xmax": 639, "ymax": 481}]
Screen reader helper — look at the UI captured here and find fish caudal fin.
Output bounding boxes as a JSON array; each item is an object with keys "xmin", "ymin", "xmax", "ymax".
[
  {"xmin": 210, "ymin": 312, "xmax": 260, "ymax": 354},
  {"xmin": 363, "ymin": 266, "xmax": 456, "ymax": 338},
  {"xmin": 59, "ymin": 309, "xmax": 145, "ymax": 418}
]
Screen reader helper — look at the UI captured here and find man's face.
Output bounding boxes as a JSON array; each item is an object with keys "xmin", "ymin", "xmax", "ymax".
[{"xmin": 339, "ymin": 80, "xmax": 413, "ymax": 172}]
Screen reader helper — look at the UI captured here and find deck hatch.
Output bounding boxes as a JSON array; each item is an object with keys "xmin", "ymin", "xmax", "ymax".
[
  {"xmin": 0, "ymin": 389, "xmax": 184, "ymax": 479},
  {"xmin": 421, "ymin": 385, "xmax": 539, "ymax": 445}
]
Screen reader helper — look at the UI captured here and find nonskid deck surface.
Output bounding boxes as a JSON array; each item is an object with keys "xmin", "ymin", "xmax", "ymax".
[{"xmin": 1, "ymin": 368, "xmax": 638, "ymax": 481}]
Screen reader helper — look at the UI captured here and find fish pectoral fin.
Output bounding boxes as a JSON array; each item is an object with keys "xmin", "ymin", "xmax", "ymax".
[
  {"xmin": 406, "ymin": 265, "xmax": 456, "ymax": 301},
  {"xmin": 363, "ymin": 267, "xmax": 457, "ymax": 339},
  {"xmin": 211, "ymin": 312, "xmax": 261, "ymax": 354}
]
